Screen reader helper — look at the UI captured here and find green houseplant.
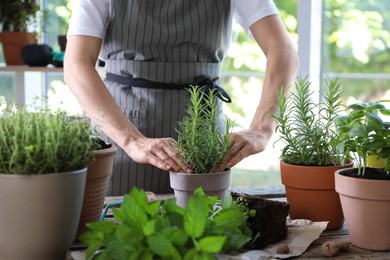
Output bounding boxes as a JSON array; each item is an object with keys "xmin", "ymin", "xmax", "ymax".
[
  {"xmin": 0, "ymin": 0, "xmax": 41, "ymax": 65},
  {"xmin": 273, "ymin": 76, "xmax": 352, "ymax": 230},
  {"xmin": 81, "ymin": 187, "xmax": 252, "ymax": 260},
  {"xmin": 334, "ymin": 100, "xmax": 390, "ymax": 250},
  {"xmin": 170, "ymin": 86, "xmax": 234, "ymax": 208},
  {"xmin": 0, "ymin": 101, "xmax": 95, "ymax": 260}
]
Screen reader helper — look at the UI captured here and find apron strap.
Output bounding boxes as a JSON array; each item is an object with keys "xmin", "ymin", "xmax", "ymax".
[{"xmin": 105, "ymin": 73, "xmax": 232, "ymax": 103}]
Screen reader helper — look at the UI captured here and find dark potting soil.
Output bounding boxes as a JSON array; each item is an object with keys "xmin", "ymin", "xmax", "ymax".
[
  {"xmin": 340, "ymin": 167, "xmax": 390, "ymax": 180},
  {"xmin": 95, "ymin": 138, "xmax": 112, "ymax": 150},
  {"xmin": 231, "ymin": 192, "xmax": 290, "ymax": 249}
]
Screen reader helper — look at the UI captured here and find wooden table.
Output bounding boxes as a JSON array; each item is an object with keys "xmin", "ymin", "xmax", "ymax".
[{"xmin": 68, "ymin": 187, "xmax": 390, "ymax": 259}]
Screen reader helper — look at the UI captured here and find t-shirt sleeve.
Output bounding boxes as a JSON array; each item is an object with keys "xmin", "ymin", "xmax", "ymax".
[
  {"xmin": 67, "ymin": 0, "xmax": 112, "ymax": 39},
  {"xmin": 233, "ymin": 0, "xmax": 279, "ymax": 35}
]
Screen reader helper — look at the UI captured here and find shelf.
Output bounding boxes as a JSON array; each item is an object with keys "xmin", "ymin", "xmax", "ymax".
[{"xmin": 0, "ymin": 65, "xmax": 63, "ymax": 73}]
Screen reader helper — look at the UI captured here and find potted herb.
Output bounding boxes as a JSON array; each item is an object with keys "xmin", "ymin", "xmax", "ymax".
[
  {"xmin": 170, "ymin": 86, "xmax": 234, "ymax": 208},
  {"xmin": 0, "ymin": 101, "xmax": 95, "ymax": 260},
  {"xmin": 0, "ymin": 0, "xmax": 42, "ymax": 65},
  {"xmin": 334, "ymin": 100, "xmax": 390, "ymax": 250},
  {"xmin": 81, "ymin": 187, "xmax": 252, "ymax": 259},
  {"xmin": 273, "ymin": 76, "xmax": 353, "ymax": 230}
]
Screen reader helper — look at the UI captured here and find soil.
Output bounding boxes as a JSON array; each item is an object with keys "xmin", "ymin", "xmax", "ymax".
[
  {"xmin": 231, "ymin": 192, "xmax": 290, "ymax": 249},
  {"xmin": 95, "ymin": 138, "xmax": 112, "ymax": 150},
  {"xmin": 340, "ymin": 167, "xmax": 390, "ymax": 180}
]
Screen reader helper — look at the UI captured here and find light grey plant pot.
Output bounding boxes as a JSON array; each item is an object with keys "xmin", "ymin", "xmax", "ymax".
[
  {"xmin": 169, "ymin": 169, "xmax": 231, "ymax": 208},
  {"xmin": 0, "ymin": 168, "xmax": 87, "ymax": 260}
]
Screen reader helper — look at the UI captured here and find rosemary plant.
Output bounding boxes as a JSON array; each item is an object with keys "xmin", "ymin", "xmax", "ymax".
[
  {"xmin": 273, "ymin": 76, "xmax": 344, "ymax": 166},
  {"xmin": 0, "ymin": 102, "xmax": 95, "ymax": 174},
  {"xmin": 174, "ymin": 86, "xmax": 233, "ymax": 173}
]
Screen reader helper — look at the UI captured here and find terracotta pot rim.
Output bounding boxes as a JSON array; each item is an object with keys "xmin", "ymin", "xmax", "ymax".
[
  {"xmin": 335, "ymin": 168, "xmax": 390, "ymax": 200},
  {"xmin": 0, "ymin": 168, "xmax": 87, "ymax": 178},
  {"xmin": 335, "ymin": 168, "xmax": 390, "ymax": 184},
  {"xmin": 280, "ymin": 160, "xmax": 353, "ymax": 169}
]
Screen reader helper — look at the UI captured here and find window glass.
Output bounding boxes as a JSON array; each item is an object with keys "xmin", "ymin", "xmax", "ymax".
[
  {"xmin": 221, "ymin": 0, "xmax": 298, "ymax": 188},
  {"xmin": 323, "ymin": 0, "xmax": 390, "ymax": 104},
  {"xmin": 45, "ymin": 0, "xmax": 73, "ymax": 52},
  {"xmin": 0, "ymin": 75, "xmax": 15, "ymax": 103}
]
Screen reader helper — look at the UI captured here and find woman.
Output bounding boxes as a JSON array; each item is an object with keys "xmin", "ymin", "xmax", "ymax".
[{"xmin": 64, "ymin": 0, "xmax": 298, "ymax": 195}]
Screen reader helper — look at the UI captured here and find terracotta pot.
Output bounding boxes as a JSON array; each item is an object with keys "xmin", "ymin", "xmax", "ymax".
[
  {"xmin": 76, "ymin": 144, "xmax": 117, "ymax": 239},
  {"xmin": 335, "ymin": 168, "xmax": 390, "ymax": 250},
  {"xmin": 169, "ymin": 170, "xmax": 231, "ymax": 208},
  {"xmin": 280, "ymin": 161, "xmax": 353, "ymax": 230},
  {"xmin": 0, "ymin": 31, "xmax": 36, "ymax": 65},
  {"xmin": 0, "ymin": 169, "xmax": 87, "ymax": 260}
]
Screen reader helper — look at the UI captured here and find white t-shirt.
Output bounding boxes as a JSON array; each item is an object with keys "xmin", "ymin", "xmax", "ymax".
[{"xmin": 68, "ymin": 0, "xmax": 279, "ymax": 40}]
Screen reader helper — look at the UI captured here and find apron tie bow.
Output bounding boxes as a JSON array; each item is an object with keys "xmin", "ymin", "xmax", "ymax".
[{"xmin": 193, "ymin": 75, "xmax": 232, "ymax": 103}]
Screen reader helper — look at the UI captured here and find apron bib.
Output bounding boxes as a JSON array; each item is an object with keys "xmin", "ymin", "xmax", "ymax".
[{"xmin": 102, "ymin": 0, "xmax": 231, "ymax": 195}]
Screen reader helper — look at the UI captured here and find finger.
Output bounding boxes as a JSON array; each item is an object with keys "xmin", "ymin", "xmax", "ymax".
[
  {"xmin": 224, "ymin": 142, "xmax": 248, "ymax": 168},
  {"xmin": 148, "ymin": 153, "xmax": 172, "ymax": 171},
  {"xmin": 164, "ymin": 139, "xmax": 192, "ymax": 173},
  {"xmin": 226, "ymin": 149, "xmax": 247, "ymax": 168}
]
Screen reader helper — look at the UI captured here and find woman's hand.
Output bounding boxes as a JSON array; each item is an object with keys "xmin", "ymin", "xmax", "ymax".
[
  {"xmin": 215, "ymin": 128, "xmax": 272, "ymax": 172},
  {"xmin": 125, "ymin": 136, "xmax": 191, "ymax": 173}
]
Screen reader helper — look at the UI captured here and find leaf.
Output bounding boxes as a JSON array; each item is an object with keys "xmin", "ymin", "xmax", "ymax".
[
  {"xmin": 334, "ymin": 115, "xmax": 350, "ymax": 126},
  {"xmin": 166, "ymin": 228, "xmax": 189, "ymax": 246},
  {"xmin": 349, "ymin": 125, "xmax": 368, "ymax": 138},
  {"xmin": 85, "ymin": 241, "xmax": 104, "ymax": 260},
  {"xmin": 143, "ymin": 219, "xmax": 156, "ymax": 235},
  {"xmin": 146, "ymin": 200, "xmax": 161, "ymax": 217},
  {"xmin": 197, "ymin": 236, "xmax": 226, "ymax": 253},
  {"xmin": 184, "ymin": 249, "xmax": 214, "ymax": 260},
  {"xmin": 213, "ymin": 209, "xmax": 247, "ymax": 230},
  {"xmin": 121, "ymin": 188, "xmax": 149, "ymax": 228},
  {"xmin": 366, "ymin": 112, "xmax": 383, "ymax": 129},
  {"xmin": 184, "ymin": 188, "xmax": 208, "ymax": 238},
  {"xmin": 146, "ymin": 233, "xmax": 175, "ymax": 257},
  {"xmin": 380, "ymin": 108, "xmax": 390, "ymax": 116},
  {"xmin": 348, "ymin": 102, "xmax": 366, "ymax": 111},
  {"xmin": 224, "ymin": 232, "xmax": 252, "ymax": 251},
  {"xmin": 220, "ymin": 193, "xmax": 233, "ymax": 209},
  {"xmin": 369, "ymin": 101, "xmax": 385, "ymax": 110}
]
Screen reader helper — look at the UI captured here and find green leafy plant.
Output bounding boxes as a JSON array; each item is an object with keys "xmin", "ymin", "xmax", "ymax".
[
  {"xmin": 0, "ymin": 102, "xmax": 95, "ymax": 174},
  {"xmin": 81, "ymin": 187, "xmax": 252, "ymax": 260},
  {"xmin": 273, "ymin": 76, "xmax": 344, "ymax": 166},
  {"xmin": 0, "ymin": 0, "xmax": 41, "ymax": 32},
  {"xmin": 333, "ymin": 100, "xmax": 390, "ymax": 175},
  {"xmin": 174, "ymin": 86, "xmax": 234, "ymax": 173}
]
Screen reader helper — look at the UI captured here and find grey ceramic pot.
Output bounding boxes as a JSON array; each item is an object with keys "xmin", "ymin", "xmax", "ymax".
[
  {"xmin": 0, "ymin": 169, "xmax": 87, "ymax": 260},
  {"xmin": 169, "ymin": 169, "xmax": 231, "ymax": 208}
]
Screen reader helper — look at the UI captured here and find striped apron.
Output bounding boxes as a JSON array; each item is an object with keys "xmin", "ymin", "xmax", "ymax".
[{"xmin": 102, "ymin": 0, "xmax": 232, "ymax": 195}]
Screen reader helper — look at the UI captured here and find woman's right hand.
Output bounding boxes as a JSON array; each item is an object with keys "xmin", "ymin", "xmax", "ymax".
[{"xmin": 125, "ymin": 136, "xmax": 192, "ymax": 173}]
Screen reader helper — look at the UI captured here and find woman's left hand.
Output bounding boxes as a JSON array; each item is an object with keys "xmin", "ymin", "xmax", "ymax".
[{"xmin": 215, "ymin": 129, "xmax": 271, "ymax": 172}]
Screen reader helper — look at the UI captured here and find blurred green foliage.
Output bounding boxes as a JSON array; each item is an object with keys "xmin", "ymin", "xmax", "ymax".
[{"xmin": 1, "ymin": 0, "xmax": 390, "ymax": 106}]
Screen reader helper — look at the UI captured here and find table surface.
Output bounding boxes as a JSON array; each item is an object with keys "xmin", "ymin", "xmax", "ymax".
[{"xmin": 67, "ymin": 187, "xmax": 390, "ymax": 259}]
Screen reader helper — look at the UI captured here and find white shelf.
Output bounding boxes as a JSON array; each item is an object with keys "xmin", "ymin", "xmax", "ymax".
[
  {"xmin": 0, "ymin": 65, "xmax": 64, "ymax": 107},
  {"xmin": 0, "ymin": 65, "xmax": 63, "ymax": 73}
]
